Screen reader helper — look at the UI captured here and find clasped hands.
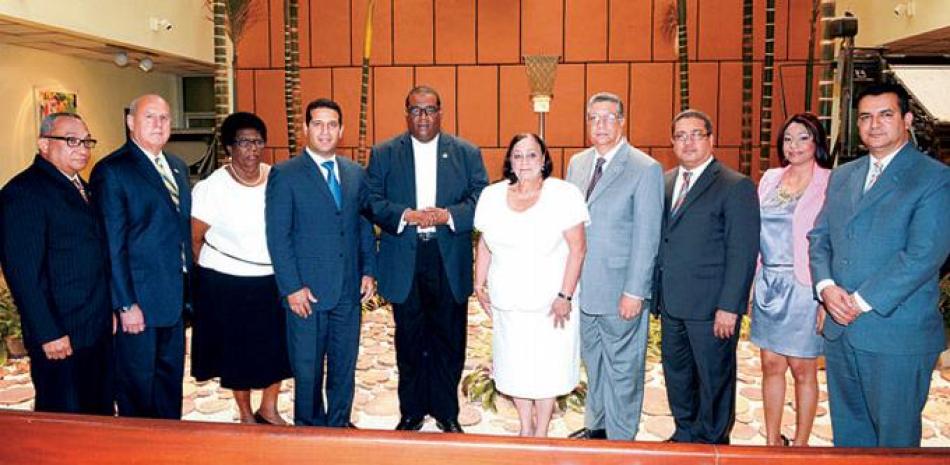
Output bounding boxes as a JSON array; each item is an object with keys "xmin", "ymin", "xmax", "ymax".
[
  {"xmin": 287, "ymin": 276, "xmax": 376, "ymax": 318},
  {"xmin": 819, "ymin": 285, "xmax": 861, "ymax": 326},
  {"xmin": 404, "ymin": 207, "xmax": 450, "ymax": 229}
]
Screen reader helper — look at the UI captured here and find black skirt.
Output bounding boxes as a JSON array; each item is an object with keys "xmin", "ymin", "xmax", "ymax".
[{"xmin": 190, "ymin": 266, "xmax": 292, "ymax": 390}]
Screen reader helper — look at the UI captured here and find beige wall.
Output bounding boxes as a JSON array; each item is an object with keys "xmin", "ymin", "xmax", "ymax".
[
  {"xmin": 838, "ymin": 0, "xmax": 950, "ymax": 47},
  {"xmin": 0, "ymin": 42, "xmax": 178, "ymax": 184},
  {"xmin": 0, "ymin": 0, "xmax": 212, "ymax": 63}
]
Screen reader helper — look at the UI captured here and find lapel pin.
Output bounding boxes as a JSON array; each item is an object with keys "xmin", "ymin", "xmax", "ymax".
[{"xmin": 442, "ymin": 153, "xmax": 448, "ymax": 159}]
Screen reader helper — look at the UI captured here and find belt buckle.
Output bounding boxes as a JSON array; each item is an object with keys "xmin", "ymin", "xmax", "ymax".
[{"xmin": 418, "ymin": 231, "xmax": 436, "ymax": 242}]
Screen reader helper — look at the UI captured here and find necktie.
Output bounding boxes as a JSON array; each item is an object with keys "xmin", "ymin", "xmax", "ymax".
[
  {"xmin": 323, "ymin": 161, "xmax": 342, "ymax": 209},
  {"xmin": 71, "ymin": 178, "xmax": 89, "ymax": 203},
  {"xmin": 585, "ymin": 157, "xmax": 606, "ymax": 201},
  {"xmin": 671, "ymin": 170, "xmax": 692, "ymax": 215},
  {"xmin": 865, "ymin": 160, "xmax": 883, "ymax": 193},
  {"xmin": 154, "ymin": 156, "xmax": 180, "ymax": 209}
]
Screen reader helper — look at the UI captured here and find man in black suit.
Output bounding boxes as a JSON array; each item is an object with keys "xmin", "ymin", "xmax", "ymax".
[
  {"xmin": 91, "ymin": 94, "xmax": 193, "ymax": 419},
  {"xmin": 654, "ymin": 109, "xmax": 760, "ymax": 444},
  {"xmin": 0, "ymin": 112, "xmax": 113, "ymax": 415},
  {"xmin": 366, "ymin": 86, "xmax": 488, "ymax": 433}
]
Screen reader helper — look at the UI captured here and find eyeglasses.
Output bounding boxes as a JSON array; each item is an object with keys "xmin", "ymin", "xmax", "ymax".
[
  {"xmin": 672, "ymin": 131, "xmax": 710, "ymax": 143},
  {"xmin": 407, "ymin": 106, "xmax": 440, "ymax": 118},
  {"xmin": 41, "ymin": 135, "xmax": 97, "ymax": 149},
  {"xmin": 511, "ymin": 152, "xmax": 542, "ymax": 162},
  {"xmin": 587, "ymin": 113, "xmax": 622, "ymax": 125},
  {"xmin": 233, "ymin": 138, "xmax": 266, "ymax": 149}
]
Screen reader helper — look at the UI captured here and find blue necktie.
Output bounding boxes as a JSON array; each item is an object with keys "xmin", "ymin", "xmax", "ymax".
[{"xmin": 322, "ymin": 160, "xmax": 342, "ymax": 209}]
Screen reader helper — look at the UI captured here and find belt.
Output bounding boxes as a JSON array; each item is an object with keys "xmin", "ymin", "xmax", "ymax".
[{"xmin": 417, "ymin": 231, "xmax": 437, "ymax": 242}]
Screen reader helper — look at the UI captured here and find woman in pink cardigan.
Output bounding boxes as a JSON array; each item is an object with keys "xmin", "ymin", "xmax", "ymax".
[{"xmin": 751, "ymin": 112, "xmax": 832, "ymax": 447}]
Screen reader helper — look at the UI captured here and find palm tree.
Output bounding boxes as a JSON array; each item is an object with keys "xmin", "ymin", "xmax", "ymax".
[
  {"xmin": 209, "ymin": 0, "xmax": 258, "ymax": 163},
  {"xmin": 676, "ymin": 0, "xmax": 689, "ymax": 111},
  {"xmin": 818, "ymin": 0, "xmax": 837, "ymax": 143},
  {"xmin": 739, "ymin": 0, "xmax": 754, "ymax": 175},
  {"xmin": 284, "ymin": 0, "xmax": 302, "ymax": 155},
  {"xmin": 804, "ymin": 0, "xmax": 821, "ymax": 111},
  {"xmin": 757, "ymin": 0, "xmax": 776, "ymax": 175},
  {"xmin": 357, "ymin": 0, "xmax": 378, "ymax": 167}
]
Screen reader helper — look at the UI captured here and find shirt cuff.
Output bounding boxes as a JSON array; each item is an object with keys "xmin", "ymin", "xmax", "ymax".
[
  {"xmin": 815, "ymin": 279, "xmax": 835, "ymax": 300},
  {"xmin": 852, "ymin": 292, "xmax": 872, "ymax": 313},
  {"xmin": 622, "ymin": 293, "xmax": 643, "ymax": 301},
  {"xmin": 397, "ymin": 211, "xmax": 408, "ymax": 234},
  {"xmin": 447, "ymin": 213, "xmax": 455, "ymax": 232}
]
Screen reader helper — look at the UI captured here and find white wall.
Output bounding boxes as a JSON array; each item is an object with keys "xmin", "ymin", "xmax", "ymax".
[
  {"xmin": 0, "ymin": 42, "xmax": 178, "ymax": 184},
  {"xmin": 837, "ymin": 0, "xmax": 950, "ymax": 47}
]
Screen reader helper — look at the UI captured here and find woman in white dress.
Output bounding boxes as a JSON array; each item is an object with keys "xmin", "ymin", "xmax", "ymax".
[{"xmin": 473, "ymin": 133, "xmax": 589, "ymax": 437}]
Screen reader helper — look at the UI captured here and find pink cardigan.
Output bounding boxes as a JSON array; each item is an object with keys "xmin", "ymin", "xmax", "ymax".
[{"xmin": 757, "ymin": 164, "xmax": 830, "ymax": 286}]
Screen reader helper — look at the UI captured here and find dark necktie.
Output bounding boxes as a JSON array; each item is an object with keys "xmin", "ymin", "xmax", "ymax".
[
  {"xmin": 323, "ymin": 160, "xmax": 342, "ymax": 209},
  {"xmin": 585, "ymin": 157, "xmax": 606, "ymax": 201},
  {"xmin": 70, "ymin": 177, "xmax": 89, "ymax": 203},
  {"xmin": 671, "ymin": 170, "xmax": 692, "ymax": 215}
]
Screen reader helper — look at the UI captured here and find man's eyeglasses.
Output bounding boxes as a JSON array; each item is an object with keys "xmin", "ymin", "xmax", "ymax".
[
  {"xmin": 41, "ymin": 135, "xmax": 97, "ymax": 149},
  {"xmin": 587, "ymin": 113, "xmax": 622, "ymax": 125},
  {"xmin": 672, "ymin": 131, "xmax": 710, "ymax": 143},
  {"xmin": 407, "ymin": 106, "xmax": 440, "ymax": 118},
  {"xmin": 234, "ymin": 139, "xmax": 267, "ymax": 149}
]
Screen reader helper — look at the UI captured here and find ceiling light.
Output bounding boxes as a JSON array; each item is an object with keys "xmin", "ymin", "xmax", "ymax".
[
  {"xmin": 138, "ymin": 57, "xmax": 154, "ymax": 72},
  {"xmin": 113, "ymin": 51, "xmax": 128, "ymax": 67}
]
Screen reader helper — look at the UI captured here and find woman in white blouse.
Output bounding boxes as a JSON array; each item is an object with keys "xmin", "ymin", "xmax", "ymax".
[
  {"xmin": 190, "ymin": 112, "xmax": 291, "ymax": 425},
  {"xmin": 473, "ymin": 133, "xmax": 589, "ymax": 437}
]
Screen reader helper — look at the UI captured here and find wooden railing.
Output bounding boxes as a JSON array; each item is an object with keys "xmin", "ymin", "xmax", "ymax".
[{"xmin": 0, "ymin": 410, "xmax": 947, "ymax": 465}]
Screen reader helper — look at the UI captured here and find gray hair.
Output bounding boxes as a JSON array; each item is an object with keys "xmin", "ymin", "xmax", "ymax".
[
  {"xmin": 128, "ymin": 94, "xmax": 168, "ymax": 116},
  {"xmin": 39, "ymin": 112, "xmax": 83, "ymax": 136},
  {"xmin": 586, "ymin": 92, "xmax": 625, "ymax": 119},
  {"xmin": 672, "ymin": 109, "xmax": 714, "ymax": 136}
]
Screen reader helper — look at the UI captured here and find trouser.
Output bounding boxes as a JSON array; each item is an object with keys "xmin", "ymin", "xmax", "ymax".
[
  {"xmin": 115, "ymin": 318, "xmax": 184, "ymax": 419},
  {"xmin": 30, "ymin": 331, "xmax": 114, "ymax": 415}
]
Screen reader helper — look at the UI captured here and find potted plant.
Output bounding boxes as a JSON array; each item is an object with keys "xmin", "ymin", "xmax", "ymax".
[{"xmin": 0, "ymin": 273, "xmax": 26, "ymax": 359}]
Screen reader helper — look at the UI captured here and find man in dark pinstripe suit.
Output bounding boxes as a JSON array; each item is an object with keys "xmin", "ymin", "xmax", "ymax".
[{"xmin": 0, "ymin": 112, "xmax": 114, "ymax": 415}]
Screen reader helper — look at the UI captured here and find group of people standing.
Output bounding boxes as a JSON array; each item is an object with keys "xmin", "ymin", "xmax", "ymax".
[{"xmin": 0, "ymin": 82, "xmax": 946, "ymax": 449}]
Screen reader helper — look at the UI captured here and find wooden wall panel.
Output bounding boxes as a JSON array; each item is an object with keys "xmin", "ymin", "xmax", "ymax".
[
  {"xmin": 254, "ymin": 70, "xmax": 288, "ymax": 148},
  {"xmin": 235, "ymin": 0, "xmax": 270, "ymax": 69},
  {"xmin": 630, "ymin": 63, "xmax": 674, "ymax": 147},
  {"xmin": 393, "ymin": 0, "xmax": 434, "ymax": 64},
  {"xmin": 653, "ymin": 0, "xmax": 698, "ymax": 61},
  {"xmin": 300, "ymin": 68, "xmax": 332, "ymax": 106},
  {"xmin": 565, "ymin": 0, "xmax": 607, "ymax": 63},
  {"xmin": 522, "ymin": 0, "xmax": 563, "ymax": 56},
  {"xmin": 268, "ymin": 0, "xmax": 284, "ymax": 69},
  {"xmin": 310, "ymin": 0, "xmax": 351, "ymax": 66},
  {"xmin": 235, "ymin": 70, "xmax": 255, "ymax": 113},
  {"xmin": 544, "ymin": 64, "xmax": 586, "ymax": 147},
  {"xmin": 498, "ymin": 65, "xmax": 536, "ymax": 143},
  {"xmin": 457, "ymin": 66, "xmax": 498, "ymax": 148},
  {"xmin": 585, "ymin": 63, "xmax": 630, "ymax": 125},
  {"xmin": 609, "ymin": 0, "xmax": 652, "ymax": 61},
  {"xmin": 678, "ymin": 62, "xmax": 719, "ymax": 130},
  {"xmin": 370, "ymin": 67, "xmax": 412, "ymax": 143},
  {"xmin": 350, "ymin": 0, "xmax": 393, "ymax": 66},
  {"xmin": 332, "ymin": 67, "xmax": 368, "ymax": 147},
  {"xmin": 477, "ymin": 0, "xmax": 520, "ymax": 64},
  {"xmin": 435, "ymin": 0, "xmax": 476, "ymax": 64},
  {"xmin": 482, "ymin": 147, "xmax": 507, "ymax": 182},
  {"xmin": 698, "ymin": 0, "xmax": 742, "ymax": 60}
]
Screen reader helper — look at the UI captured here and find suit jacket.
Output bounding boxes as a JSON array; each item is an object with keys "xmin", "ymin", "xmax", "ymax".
[
  {"xmin": 365, "ymin": 132, "xmax": 488, "ymax": 304},
  {"xmin": 90, "ymin": 141, "xmax": 193, "ymax": 327},
  {"xmin": 655, "ymin": 158, "xmax": 760, "ymax": 320},
  {"xmin": 265, "ymin": 152, "xmax": 376, "ymax": 310},
  {"xmin": 0, "ymin": 155, "xmax": 111, "ymax": 351},
  {"xmin": 808, "ymin": 145, "xmax": 950, "ymax": 355},
  {"xmin": 757, "ymin": 165, "xmax": 830, "ymax": 286},
  {"xmin": 566, "ymin": 142, "xmax": 665, "ymax": 314}
]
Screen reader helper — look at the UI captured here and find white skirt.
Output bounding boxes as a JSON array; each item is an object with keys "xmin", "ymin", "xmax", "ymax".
[{"xmin": 492, "ymin": 303, "xmax": 580, "ymax": 399}]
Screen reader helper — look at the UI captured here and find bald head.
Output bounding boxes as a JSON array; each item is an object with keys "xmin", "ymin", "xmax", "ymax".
[{"xmin": 127, "ymin": 94, "xmax": 171, "ymax": 154}]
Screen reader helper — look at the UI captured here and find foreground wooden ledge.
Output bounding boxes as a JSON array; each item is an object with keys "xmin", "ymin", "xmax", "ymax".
[{"xmin": 0, "ymin": 410, "xmax": 947, "ymax": 465}]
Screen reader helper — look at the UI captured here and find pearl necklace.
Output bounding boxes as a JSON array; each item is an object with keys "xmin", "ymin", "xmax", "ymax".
[{"xmin": 228, "ymin": 164, "xmax": 264, "ymax": 187}]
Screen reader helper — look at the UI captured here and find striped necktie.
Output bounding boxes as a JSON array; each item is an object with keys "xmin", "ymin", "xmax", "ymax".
[
  {"xmin": 864, "ymin": 160, "xmax": 883, "ymax": 193},
  {"xmin": 671, "ymin": 170, "xmax": 692, "ymax": 215},
  {"xmin": 70, "ymin": 177, "xmax": 89, "ymax": 203},
  {"xmin": 153, "ymin": 156, "xmax": 180, "ymax": 209}
]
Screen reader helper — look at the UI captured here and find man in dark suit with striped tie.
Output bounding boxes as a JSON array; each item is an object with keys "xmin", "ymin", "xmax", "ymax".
[
  {"xmin": 91, "ymin": 94, "xmax": 193, "ymax": 419},
  {"xmin": 0, "ymin": 112, "xmax": 113, "ymax": 415}
]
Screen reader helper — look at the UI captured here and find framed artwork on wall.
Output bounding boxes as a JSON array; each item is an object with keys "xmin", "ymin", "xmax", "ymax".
[{"xmin": 34, "ymin": 88, "xmax": 78, "ymax": 130}]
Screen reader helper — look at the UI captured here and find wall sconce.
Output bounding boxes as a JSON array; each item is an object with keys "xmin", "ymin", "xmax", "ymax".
[
  {"xmin": 893, "ymin": 1, "xmax": 917, "ymax": 18},
  {"xmin": 113, "ymin": 51, "xmax": 129, "ymax": 67},
  {"xmin": 138, "ymin": 57, "xmax": 154, "ymax": 72},
  {"xmin": 149, "ymin": 17, "xmax": 174, "ymax": 31}
]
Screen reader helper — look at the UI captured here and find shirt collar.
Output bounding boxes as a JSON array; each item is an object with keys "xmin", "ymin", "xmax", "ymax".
[
  {"xmin": 869, "ymin": 142, "xmax": 904, "ymax": 171},
  {"xmin": 133, "ymin": 140, "xmax": 164, "ymax": 161},
  {"xmin": 679, "ymin": 155, "xmax": 715, "ymax": 180},
  {"xmin": 593, "ymin": 138, "xmax": 625, "ymax": 165},
  {"xmin": 410, "ymin": 134, "xmax": 440, "ymax": 149},
  {"xmin": 305, "ymin": 147, "xmax": 337, "ymax": 166}
]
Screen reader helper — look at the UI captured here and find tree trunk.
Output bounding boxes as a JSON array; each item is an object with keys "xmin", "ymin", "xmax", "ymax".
[
  {"xmin": 357, "ymin": 0, "xmax": 378, "ymax": 167},
  {"xmin": 212, "ymin": 0, "xmax": 229, "ymax": 165},
  {"xmin": 804, "ymin": 0, "xmax": 821, "ymax": 112},
  {"xmin": 284, "ymin": 0, "xmax": 302, "ymax": 156},
  {"xmin": 677, "ymin": 0, "xmax": 689, "ymax": 111},
  {"xmin": 739, "ymin": 0, "xmax": 754, "ymax": 176},
  {"xmin": 757, "ymin": 0, "xmax": 777, "ymax": 176},
  {"xmin": 818, "ymin": 0, "xmax": 837, "ymax": 145}
]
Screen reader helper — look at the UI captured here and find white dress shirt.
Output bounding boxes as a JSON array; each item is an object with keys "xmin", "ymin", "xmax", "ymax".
[
  {"xmin": 305, "ymin": 147, "xmax": 340, "ymax": 184},
  {"xmin": 672, "ymin": 155, "xmax": 715, "ymax": 206},
  {"xmin": 397, "ymin": 134, "xmax": 455, "ymax": 233},
  {"xmin": 588, "ymin": 138, "xmax": 625, "ymax": 183}
]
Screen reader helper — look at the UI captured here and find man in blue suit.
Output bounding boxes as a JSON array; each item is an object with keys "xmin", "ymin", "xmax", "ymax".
[
  {"xmin": 1, "ymin": 113, "xmax": 112, "ymax": 415},
  {"xmin": 809, "ymin": 83, "xmax": 950, "ymax": 447},
  {"xmin": 91, "ymin": 94, "xmax": 193, "ymax": 419},
  {"xmin": 366, "ymin": 86, "xmax": 488, "ymax": 433},
  {"xmin": 266, "ymin": 98, "xmax": 376, "ymax": 427}
]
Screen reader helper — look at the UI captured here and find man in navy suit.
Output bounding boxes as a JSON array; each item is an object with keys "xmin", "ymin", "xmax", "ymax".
[
  {"xmin": 266, "ymin": 98, "xmax": 376, "ymax": 427},
  {"xmin": 366, "ymin": 86, "xmax": 488, "ymax": 433},
  {"xmin": 654, "ymin": 109, "xmax": 760, "ymax": 444},
  {"xmin": 91, "ymin": 94, "xmax": 192, "ymax": 419},
  {"xmin": 809, "ymin": 83, "xmax": 950, "ymax": 447},
  {"xmin": 0, "ymin": 113, "xmax": 113, "ymax": 415}
]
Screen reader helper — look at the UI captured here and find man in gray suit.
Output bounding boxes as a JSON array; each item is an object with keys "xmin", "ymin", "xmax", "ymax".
[
  {"xmin": 809, "ymin": 83, "xmax": 949, "ymax": 447},
  {"xmin": 565, "ymin": 92, "xmax": 664, "ymax": 440}
]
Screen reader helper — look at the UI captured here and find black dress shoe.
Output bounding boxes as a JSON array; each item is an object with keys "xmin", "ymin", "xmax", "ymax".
[
  {"xmin": 395, "ymin": 416, "xmax": 426, "ymax": 431},
  {"xmin": 568, "ymin": 427, "xmax": 607, "ymax": 439},
  {"xmin": 345, "ymin": 422, "xmax": 359, "ymax": 429},
  {"xmin": 435, "ymin": 418, "xmax": 464, "ymax": 433}
]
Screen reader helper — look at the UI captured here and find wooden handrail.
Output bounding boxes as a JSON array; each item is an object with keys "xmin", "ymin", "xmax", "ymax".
[{"xmin": 0, "ymin": 410, "xmax": 947, "ymax": 465}]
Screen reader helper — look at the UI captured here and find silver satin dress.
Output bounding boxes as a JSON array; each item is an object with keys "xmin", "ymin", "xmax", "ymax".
[{"xmin": 750, "ymin": 189, "xmax": 824, "ymax": 358}]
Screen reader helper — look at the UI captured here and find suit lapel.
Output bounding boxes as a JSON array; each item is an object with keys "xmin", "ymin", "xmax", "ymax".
[
  {"xmin": 435, "ymin": 135, "xmax": 452, "ymax": 206},
  {"xmin": 670, "ymin": 159, "xmax": 720, "ymax": 227},
  {"xmin": 854, "ymin": 148, "xmax": 912, "ymax": 214},
  {"xmin": 572, "ymin": 149, "xmax": 594, "ymax": 191},
  {"xmin": 298, "ymin": 150, "xmax": 336, "ymax": 206},
  {"xmin": 33, "ymin": 155, "xmax": 92, "ymax": 210},
  {"xmin": 399, "ymin": 134, "xmax": 418, "ymax": 208},
  {"xmin": 588, "ymin": 144, "xmax": 629, "ymax": 204}
]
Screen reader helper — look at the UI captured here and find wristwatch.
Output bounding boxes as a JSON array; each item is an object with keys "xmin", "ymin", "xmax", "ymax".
[
  {"xmin": 557, "ymin": 292, "xmax": 572, "ymax": 302},
  {"xmin": 119, "ymin": 305, "xmax": 134, "ymax": 313}
]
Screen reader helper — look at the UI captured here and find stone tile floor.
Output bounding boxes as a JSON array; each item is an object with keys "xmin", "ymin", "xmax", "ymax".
[{"xmin": 3, "ymin": 299, "xmax": 950, "ymax": 446}]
